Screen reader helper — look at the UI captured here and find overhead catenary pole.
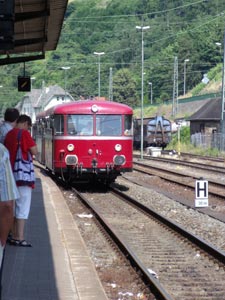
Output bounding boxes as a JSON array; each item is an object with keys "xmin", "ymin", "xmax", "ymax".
[
  {"xmin": 220, "ymin": 29, "xmax": 225, "ymax": 150},
  {"xmin": 31, "ymin": 77, "xmax": 36, "ymax": 90},
  {"xmin": 183, "ymin": 59, "xmax": 189, "ymax": 95},
  {"xmin": 109, "ymin": 67, "xmax": 113, "ymax": 101},
  {"xmin": 136, "ymin": 24, "xmax": 150, "ymax": 160},
  {"xmin": 172, "ymin": 56, "xmax": 178, "ymax": 117},
  {"xmin": 215, "ymin": 42, "xmax": 222, "ymax": 55},
  {"xmin": 149, "ymin": 82, "xmax": 152, "ymax": 104},
  {"xmin": 61, "ymin": 66, "xmax": 71, "ymax": 98},
  {"xmin": 94, "ymin": 52, "xmax": 105, "ymax": 99}
]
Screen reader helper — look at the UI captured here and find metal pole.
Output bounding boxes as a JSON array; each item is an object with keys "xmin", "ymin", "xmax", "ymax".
[
  {"xmin": 64, "ymin": 69, "xmax": 67, "ymax": 96},
  {"xmin": 136, "ymin": 25, "xmax": 150, "ymax": 160},
  {"xmin": 149, "ymin": 82, "xmax": 152, "ymax": 104},
  {"xmin": 141, "ymin": 28, "xmax": 144, "ymax": 159},
  {"xmin": 178, "ymin": 124, "xmax": 181, "ymax": 156},
  {"xmin": 98, "ymin": 56, "xmax": 100, "ymax": 98},
  {"xmin": 31, "ymin": 77, "xmax": 36, "ymax": 90},
  {"xmin": 151, "ymin": 83, "xmax": 152, "ymax": 104},
  {"xmin": 61, "ymin": 66, "xmax": 70, "ymax": 98},
  {"xmin": 215, "ymin": 42, "xmax": 222, "ymax": 55},
  {"xmin": 184, "ymin": 59, "xmax": 189, "ymax": 96},
  {"xmin": 94, "ymin": 52, "xmax": 105, "ymax": 99},
  {"xmin": 221, "ymin": 30, "xmax": 225, "ymax": 150},
  {"xmin": 172, "ymin": 56, "xmax": 178, "ymax": 116},
  {"xmin": 109, "ymin": 67, "xmax": 113, "ymax": 101}
]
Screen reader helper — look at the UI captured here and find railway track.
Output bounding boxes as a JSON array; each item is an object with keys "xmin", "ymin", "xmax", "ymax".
[
  {"xmin": 36, "ymin": 160, "xmax": 225, "ymax": 299},
  {"xmin": 133, "ymin": 153, "xmax": 225, "ymax": 172},
  {"xmin": 71, "ymin": 186, "xmax": 225, "ymax": 300},
  {"xmin": 133, "ymin": 161, "xmax": 225, "ymax": 199},
  {"xmin": 130, "ymin": 157, "xmax": 225, "ymax": 224},
  {"xmin": 162, "ymin": 150, "xmax": 225, "ymax": 163}
]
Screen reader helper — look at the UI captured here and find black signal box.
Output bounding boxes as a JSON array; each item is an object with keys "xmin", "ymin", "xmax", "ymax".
[{"xmin": 18, "ymin": 76, "xmax": 31, "ymax": 92}]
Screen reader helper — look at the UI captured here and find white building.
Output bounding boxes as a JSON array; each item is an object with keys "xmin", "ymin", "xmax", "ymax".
[{"xmin": 16, "ymin": 84, "xmax": 74, "ymax": 124}]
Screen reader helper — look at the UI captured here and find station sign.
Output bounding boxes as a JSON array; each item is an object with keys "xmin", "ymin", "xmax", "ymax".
[
  {"xmin": 18, "ymin": 76, "xmax": 31, "ymax": 92},
  {"xmin": 195, "ymin": 179, "xmax": 208, "ymax": 207}
]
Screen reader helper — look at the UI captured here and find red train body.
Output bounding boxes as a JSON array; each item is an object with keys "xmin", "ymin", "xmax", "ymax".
[{"xmin": 33, "ymin": 100, "xmax": 133, "ymax": 184}]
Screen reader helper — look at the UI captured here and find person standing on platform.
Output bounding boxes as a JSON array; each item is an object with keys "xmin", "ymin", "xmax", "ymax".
[
  {"xmin": 0, "ymin": 108, "xmax": 20, "ymax": 243},
  {"xmin": 4, "ymin": 114, "xmax": 38, "ymax": 247},
  {"xmin": 0, "ymin": 108, "xmax": 20, "ymax": 144},
  {"xmin": 0, "ymin": 143, "xmax": 20, "ymax": 293}
]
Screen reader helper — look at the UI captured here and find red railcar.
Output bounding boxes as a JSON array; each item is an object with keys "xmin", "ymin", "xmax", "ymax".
[{"xmin": 33, "ymin": 100, "xmax": 133, "ymax": 184}]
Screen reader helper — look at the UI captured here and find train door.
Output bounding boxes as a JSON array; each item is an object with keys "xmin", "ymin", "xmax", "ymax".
[
  {"xmin": 44, "ymin": 115, "xmax": 54, "ymax": 170},
  {"xmin": 38, "ymin": 118, "xmax": 46, "ymax": 164},
  {"xmin": 51, "ymin": 114, "xmax": 65, "ymax": 171}
]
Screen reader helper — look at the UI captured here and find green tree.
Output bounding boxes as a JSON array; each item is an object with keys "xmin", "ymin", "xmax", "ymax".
[
  {"xmin": 0, "ymin": 0, "xmax": 224, "ymax": 107},
  {"xmin": 113, "ymin": 68, "xmax": 138, "ymax": 107}
]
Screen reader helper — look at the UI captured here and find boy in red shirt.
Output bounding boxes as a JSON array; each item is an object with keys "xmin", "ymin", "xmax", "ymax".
[{"xmin": 5, "ymin": 115, "xmax": 38, "ymax": 247}]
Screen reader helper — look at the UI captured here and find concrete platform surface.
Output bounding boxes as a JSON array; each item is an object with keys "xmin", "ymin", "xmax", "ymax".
[{"xmin": 1, "ymin": 166, "xmax": 108, "ymax": 300}]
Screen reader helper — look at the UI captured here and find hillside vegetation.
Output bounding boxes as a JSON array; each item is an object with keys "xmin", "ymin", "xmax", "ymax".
[{"xmin": 0, "ymin": 0, "xmax": 224, "ymax": 115}]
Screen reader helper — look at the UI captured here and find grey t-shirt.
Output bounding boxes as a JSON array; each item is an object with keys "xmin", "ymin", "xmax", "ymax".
[{"xmin": 0, "ymin": 122, "xmax": 13, "ymax": 144}]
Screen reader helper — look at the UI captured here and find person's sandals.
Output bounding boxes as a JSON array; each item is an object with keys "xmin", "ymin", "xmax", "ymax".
[
  {"xmin": 8, "ymin": 239, "xmax": 32, "ymax": 247},
  {"xmin": 7, "ymin": 233, "xmax": 13, "ymax": 244}
]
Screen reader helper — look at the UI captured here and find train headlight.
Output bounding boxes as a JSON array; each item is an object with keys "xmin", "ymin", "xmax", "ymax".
[
  {"xmin": 88, "ymin": 149, "xmax": 93, "ymax": 155},
  {"xmin": 113, "ymin": 155, "xmax": 126, "ymax": 166},
  {"xmin": 115, "ymin": 144, "xmax": 122, "ymax": 152},
  {"xmin": 65, "ymin": 155, "xmax": 78, "ymax": 165},
  {"xmin": 67, "ymin": 144, "xmax": 75, "ymax": 152},
  {"xmin": 91, "ymin": 104, "xmax": 98, "ymax": 113}
]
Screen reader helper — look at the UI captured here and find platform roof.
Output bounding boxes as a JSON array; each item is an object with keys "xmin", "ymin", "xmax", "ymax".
[
  {"xmin": 0, "ymin": 0, "xmax": 68, "ymax": 65},
  {"xmin": 187, "ymin": 97, "xmax": 221, "ymax": 121}
]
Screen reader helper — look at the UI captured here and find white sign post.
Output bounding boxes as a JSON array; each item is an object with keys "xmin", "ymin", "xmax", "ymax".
[{"xmin": 195, "ymin": 179, "xmax": 208, "ymax": 207}]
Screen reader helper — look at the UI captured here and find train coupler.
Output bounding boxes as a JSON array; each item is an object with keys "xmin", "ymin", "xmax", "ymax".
[
  {"xmin": 106, "ymin": 163, "xmax": 113, "ymax": 174},
  {"xmin": 92, "ymin": 158, "xmax": 98, "ymax": 174}
]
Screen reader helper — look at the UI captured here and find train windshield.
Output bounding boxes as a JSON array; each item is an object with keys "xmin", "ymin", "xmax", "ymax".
[
  {"xmin": 96, "ymin": 115, "xmax": 122, "ymax": 136},
  {"xmin": 67, "ymin": 115, "xmax": 93, "ymax": 135},
  {"xmin": 66, "ymin": 114, "xmax": 132, "ymax": 136}
]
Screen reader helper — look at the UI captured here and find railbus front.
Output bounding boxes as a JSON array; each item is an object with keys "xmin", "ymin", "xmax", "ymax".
[{"xmin": 33, "ymin": 100, "xmax": 133, "ymax": 184}]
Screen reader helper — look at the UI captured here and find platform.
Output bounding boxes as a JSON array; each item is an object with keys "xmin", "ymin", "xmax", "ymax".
[{"xmin": 1, "ymin": 166, "xmax": 108, "ymax": 300}]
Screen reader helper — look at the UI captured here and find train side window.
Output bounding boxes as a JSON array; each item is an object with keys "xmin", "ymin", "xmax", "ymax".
[
  {"xmin": 50, "ymin": 117, "xmax": 54, "ymax": 129},
  {"xmin": 54, "ymin": 115, "xmax": 64, "ymax": 135},
  {"xmin": 36, "ymin": 119, "xmax": 43, "ymax": 135},
  {"xmin": 46, "ymin": 118, "xmax": 51, "ymax": 130},
  {"xmin": 42, "ymin": 119, "xmax": 47, "ymax": 135},
  {"xmin": 124, "ymin": 115, "xmax": 132, "ymax": 135}
]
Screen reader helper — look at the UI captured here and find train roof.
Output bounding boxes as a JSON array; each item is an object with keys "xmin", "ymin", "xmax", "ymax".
[
  {"xmin": 42, "ymin": 100, "xmax": 133, "ymax": 116},
  {"xmin": 134, "ymin": 116, "xmax": 171, "ymax": 125}
]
